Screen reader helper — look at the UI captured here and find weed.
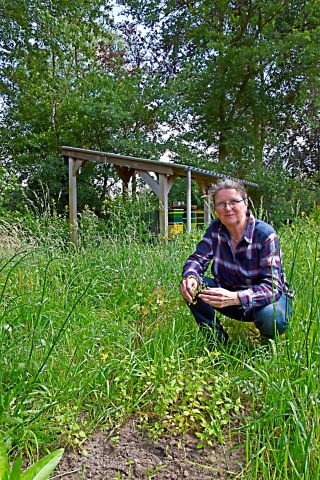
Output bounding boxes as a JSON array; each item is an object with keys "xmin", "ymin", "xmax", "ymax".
[{"xmin": 0, "ymin": 212, "xmax": 319, "ymax": 479}]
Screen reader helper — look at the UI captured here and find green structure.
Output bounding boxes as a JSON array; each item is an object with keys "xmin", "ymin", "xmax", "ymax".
[
  {"xmin": 168, "ymin": 208, "xmax": 184, "ymax": 239},
  {"xmin": 182, "ymin": 207, "xmax": 197, "ymax": 231},
  {"xmin": 196, "ymin": 210, "xmax": 205, "ymax": 229}
]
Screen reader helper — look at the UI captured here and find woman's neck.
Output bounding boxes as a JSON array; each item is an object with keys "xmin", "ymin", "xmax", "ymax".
[{"xmin": 227, "ymin": 218, "xmax": 248, "ymax": 241}]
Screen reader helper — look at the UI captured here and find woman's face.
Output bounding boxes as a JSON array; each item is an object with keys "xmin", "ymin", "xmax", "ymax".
[{"xmin": 214, "ymin": 188, "xmax": 248, "ymax": 228}]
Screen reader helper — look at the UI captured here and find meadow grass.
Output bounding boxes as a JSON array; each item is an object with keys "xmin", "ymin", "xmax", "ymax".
[{"xmin": 0, "ymin": 207, "xmax": 319, "ymax": 479}]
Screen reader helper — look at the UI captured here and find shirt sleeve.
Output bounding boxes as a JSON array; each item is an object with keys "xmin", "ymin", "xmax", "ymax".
[
  {"xmin": 237, "ymin": 233, "xmax": 284, "ymax": 308},
  {"xmin": 182, "ymin": 226, "xmax": 214, "ymax": 280}
]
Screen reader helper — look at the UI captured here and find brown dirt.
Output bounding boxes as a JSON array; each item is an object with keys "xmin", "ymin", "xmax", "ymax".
[{"xmin": 54, "ymin": 419, "xmax": 245, "ymax": 479}]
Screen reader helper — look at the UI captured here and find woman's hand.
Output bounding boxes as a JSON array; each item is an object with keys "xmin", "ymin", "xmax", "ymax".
[
  {"xmin": 180, "ymin": 276, "xmax": 198, "ymax": 303},
  {"xmin": 199, "ymin": 287, "xmax": 241, "ymax": 308}
]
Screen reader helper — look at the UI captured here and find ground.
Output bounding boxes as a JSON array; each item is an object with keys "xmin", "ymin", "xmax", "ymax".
[{"xmin": 54, "ymin": 419, "xmax": 245, "ymax": 479}]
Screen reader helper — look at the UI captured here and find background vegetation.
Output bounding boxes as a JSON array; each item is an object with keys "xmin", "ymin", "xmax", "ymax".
[
  {"xmin": 0, "ymin": 1, "xmax": 320, "ymax": 477},
  {"xmin": 0, "ymin": 205, "xmax": 319, "ymax": 479},
  {"xmin": 0, "ymin": 0, "xmax": 319, "ymax": 225}
]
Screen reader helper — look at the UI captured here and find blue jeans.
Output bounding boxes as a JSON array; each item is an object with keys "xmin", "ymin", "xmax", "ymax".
[{"xmin": 188, "ymin": 276, "xmax": 292, "ymax": 342}]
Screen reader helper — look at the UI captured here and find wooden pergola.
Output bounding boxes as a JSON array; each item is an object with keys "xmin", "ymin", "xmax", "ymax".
[{"xmin": 61, "ymin": 146, "xmax": 258, "ymax": 243}]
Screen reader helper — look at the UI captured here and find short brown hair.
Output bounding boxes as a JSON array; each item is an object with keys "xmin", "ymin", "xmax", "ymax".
[{"xmin": 209, "ymin": 178, "xmax": 247, "ymax": 201}]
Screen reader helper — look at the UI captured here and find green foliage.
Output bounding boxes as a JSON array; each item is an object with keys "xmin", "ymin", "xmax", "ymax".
[
  {"xmin": 72, "ymin": 191, "xmax": 160, "ymax": 247},
  {"xmin": 138, "ymin": 355, "xmax": 242, "ymax": 446},
  {"xmin": 0, "ymin": 195, "xmax": 319, "ymax": 477},
  {"xmin": 0, "ymin": 0, "xmax": 170, "ymax": 213},
  {"xmin": 0, "ymin": 167, "xmax": 26, "ymax": 216},
  {"xmin": 54, "ymin": 404, "xmax": 88, "ymax": 448},
  {"xmin": 1, "ymin": 0, "xmax": 319, "ymax": 229},
  {"xmin": 121, "ymin": 0, "xmax": 320, "ymax": 170},
  {"xmin": 119, "ymin": 0, "xmax": 320, "ymax": 222},
  {"xmin": 0, "ymin": 437, "xmax": 63, "ymax": 480},
  {"xmin": 247, "ymin": 166, "xmax": 319, "ymax": 228}
]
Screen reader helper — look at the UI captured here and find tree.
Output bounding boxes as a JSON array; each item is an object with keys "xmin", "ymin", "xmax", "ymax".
[
  {"xmin": 0, "ymin": 0, "xmax": 170, "ymax": 213},
  {"xmin": 121, "ymin": 0, "xmax": 320, "ymax": 168},
  {"xmin": 119, "ymin": 0, "xmax": 320, "ymax": 179}
]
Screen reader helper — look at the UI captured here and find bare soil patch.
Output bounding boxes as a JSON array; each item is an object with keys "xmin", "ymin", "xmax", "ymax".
[{"xmin": 54, "ymin": 419, "xmax": 244, "ymax": 479}]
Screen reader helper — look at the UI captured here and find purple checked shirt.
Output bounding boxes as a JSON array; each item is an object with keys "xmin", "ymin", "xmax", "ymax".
[{"xmin": 182, "ymin": 213, "xmax": 293, "ymax": 311}]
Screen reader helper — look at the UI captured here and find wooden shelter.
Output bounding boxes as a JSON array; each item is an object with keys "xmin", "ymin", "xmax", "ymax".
[{"xmin": 61, "ymin": 146, "xmax": 258, "ymax": 244}]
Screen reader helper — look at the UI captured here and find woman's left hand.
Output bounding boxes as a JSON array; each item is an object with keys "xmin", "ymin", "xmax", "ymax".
[{"xmin": 199, "ymin": 287, "xmax": 241, "ymax": 308}]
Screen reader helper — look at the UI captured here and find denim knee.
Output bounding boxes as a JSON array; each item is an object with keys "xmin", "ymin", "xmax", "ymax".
[{"xmin": 253, "ymin": 295, "xmax": 292, "ymax": 338}]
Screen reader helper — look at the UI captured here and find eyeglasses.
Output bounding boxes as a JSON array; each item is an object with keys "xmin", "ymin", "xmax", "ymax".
[{"xmin": 215, "ymin": 199, "xmax": 245, "ymax": 211}]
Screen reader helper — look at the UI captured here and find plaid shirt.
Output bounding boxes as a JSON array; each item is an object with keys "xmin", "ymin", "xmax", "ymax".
[{"xmin": 182, "ymin": 214, "xmax": 293, "ymax": 311}]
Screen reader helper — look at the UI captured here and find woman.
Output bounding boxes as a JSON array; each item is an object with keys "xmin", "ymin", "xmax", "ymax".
[{"xmin": 179, "ymin": 179, "xmax": 293, "ymax": 345}]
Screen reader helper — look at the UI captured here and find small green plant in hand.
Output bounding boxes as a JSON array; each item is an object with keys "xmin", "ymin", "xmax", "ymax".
[
  {"xmin": 191, "ymin": 278, "xmax": 208, "ymax": 305},
  {"xmin": 0, "ymin": 437, "xmax": 64, "ymax": 480}
]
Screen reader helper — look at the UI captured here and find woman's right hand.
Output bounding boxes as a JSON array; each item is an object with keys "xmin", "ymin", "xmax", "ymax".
[{"xmin": 179, "ymin": 276, "xmax": 198, "ymax": 303}]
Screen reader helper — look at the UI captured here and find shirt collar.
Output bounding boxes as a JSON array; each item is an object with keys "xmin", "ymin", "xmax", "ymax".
[
  {"xmin": 244, "ymin": 213, "xmax": 255, "ymax": 244},
  {"xmin": 218, "ymin": 213, "xmax": 255, "ymax": 244}
]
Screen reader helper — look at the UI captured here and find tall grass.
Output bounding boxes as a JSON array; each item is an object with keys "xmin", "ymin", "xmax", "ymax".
[
  {"xmin": 0, "ymin": 204, "xmax": 319, "ymax": 478},
  {"xmin": 238, "ymin": 216, "xmax": 320, "ymax": 479}
]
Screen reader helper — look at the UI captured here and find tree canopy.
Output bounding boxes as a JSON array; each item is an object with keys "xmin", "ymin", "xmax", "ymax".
[
  {"xmin": 0, "ymin": 0, "xmax": 319, "ymax": 223},
  {"xmin": 0, "ymin": 0, "xmax": 170, "ymax": 212}
]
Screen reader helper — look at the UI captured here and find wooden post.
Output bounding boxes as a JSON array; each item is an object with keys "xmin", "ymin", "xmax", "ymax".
[
  {"xmin": 196, "ymin": 179, "xmax": 212, "ymax": 226},
  {"xmin": 137, "ymin": 171, "xmax": 175, "ymax": 239},
  {"xmin": 69, "ymin": 157, "xmax": 78, "ymax": 245},
  {"xmin": 204, "ymin": 193, "xmax": 212, "ymax": 225},
  {"xmin": 159, "ymin": 174, "xmax": 170, "ymax": 239},
  {"xmin": 186, "ymin": 168, "xmax": 192, "ymax": 233}
]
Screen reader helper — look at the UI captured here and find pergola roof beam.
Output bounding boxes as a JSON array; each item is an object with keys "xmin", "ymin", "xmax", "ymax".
[{"xmin": 61, "ymin": 146, "xmax": 258, "ymax": 187}]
